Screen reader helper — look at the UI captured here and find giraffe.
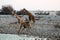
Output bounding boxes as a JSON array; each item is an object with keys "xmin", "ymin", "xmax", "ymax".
[
  {"xmin": 12, "ymin": 11, "xmax": 32, "ymax": 34},
  {"xmin": 19, "ymin": 8, "xmax": 35, "ymax": 23}
]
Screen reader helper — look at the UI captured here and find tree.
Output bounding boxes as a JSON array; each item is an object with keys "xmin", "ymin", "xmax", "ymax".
[{"xmin": 1, "ymin": 5, "xmax": 14, "ymax": 15}]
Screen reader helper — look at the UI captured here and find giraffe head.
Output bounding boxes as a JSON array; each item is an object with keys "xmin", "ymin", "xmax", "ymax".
[{"xmin": 11, "ymin": 10, "xmax": 16, "ymax": 16}]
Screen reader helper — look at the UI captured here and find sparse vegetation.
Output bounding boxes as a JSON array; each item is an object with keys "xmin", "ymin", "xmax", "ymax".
[
  {"xmin": 54, "ymin": 23, "xmax": 60, "ymax": 28},
  {"xmin": 0, "ymin": 5, "xmax": 60, "ymax": 38}
]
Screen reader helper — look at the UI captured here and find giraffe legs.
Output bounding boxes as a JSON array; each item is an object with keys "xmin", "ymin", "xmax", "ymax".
[
  {"xmin": 17, "ymin": 22, "xmax": 32, "ymax": 35},
  {"xmin": 18, "ymin": 24, "xmax": 23, "ymax": 35}
]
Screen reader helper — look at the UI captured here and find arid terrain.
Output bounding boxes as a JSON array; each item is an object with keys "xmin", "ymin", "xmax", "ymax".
[{"xmin": 0, "ymin": 15, "xmax": 60, "ymax": 38}]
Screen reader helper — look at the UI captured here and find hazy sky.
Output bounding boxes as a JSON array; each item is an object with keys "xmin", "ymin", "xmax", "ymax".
[{"xmin": 0, "ymin": 0, "xmax": 60, "ymax": 11}]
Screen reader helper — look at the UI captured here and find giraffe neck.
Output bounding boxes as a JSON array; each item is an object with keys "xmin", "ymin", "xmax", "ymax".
[
  {"xmin": 14, "ymin": 14, "xmax": 25, "ymax": 23},
  {"xmin": 14, "ymin": 14, "xmax": 21, "ymax": 20}
]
